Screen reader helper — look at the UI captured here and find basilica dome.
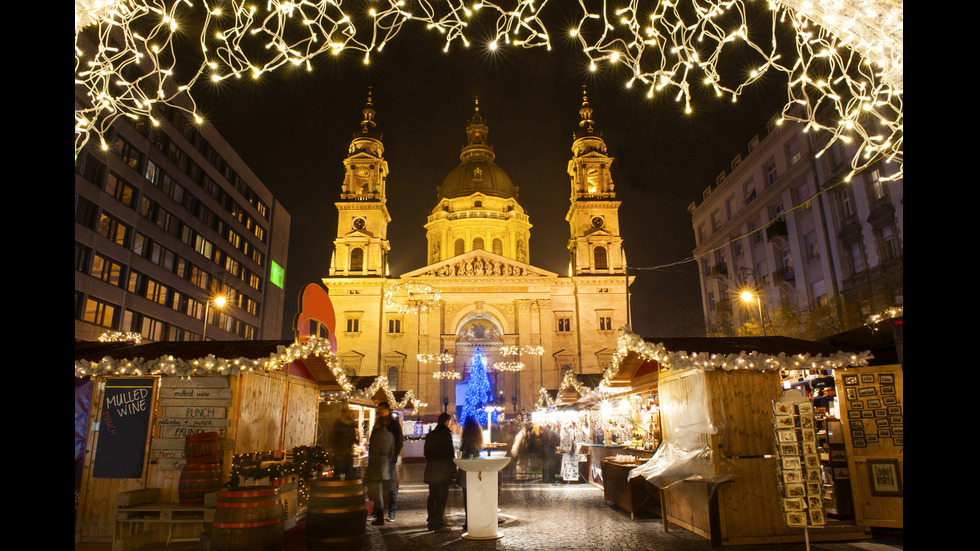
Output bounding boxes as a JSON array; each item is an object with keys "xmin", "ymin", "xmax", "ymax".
[
  {"xmin": 438, "ymin": 159, "xmax": 517, "ymax": 199},
  {"xmin": 437, "ymin": 99, "xmax": 518, "ymax": 200}
]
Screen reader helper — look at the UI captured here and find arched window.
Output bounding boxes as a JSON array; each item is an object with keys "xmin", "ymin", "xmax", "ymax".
[
  {"xmin": 350, "ymin": 248, "xmax": 364, "ymax": 271},
  {"xmin": 473, "ymin": 237, "xmax": 484, "ymax": 250},
  {"xmin": 593, "ymin": 246, "xmax": 607, "ymax": 269},
  {"xmin": 387, "ymin": 366, "xmax": 400, "ymax": 390},
  {"xmin": 454, "ymin": 239, "xmax": 465, "ymax": 256},
  {"xmin": 492, "ymin": 238, "xmax": 503, "ymax": 256}
]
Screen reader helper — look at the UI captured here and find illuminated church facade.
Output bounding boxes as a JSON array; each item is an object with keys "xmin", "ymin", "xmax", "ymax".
[{"xmin": 321, "ymin": 90, "xmax": 631, "ymax": 418}]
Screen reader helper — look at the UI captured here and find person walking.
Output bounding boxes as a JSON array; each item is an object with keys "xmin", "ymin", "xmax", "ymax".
[
  {"xmin": 540, "ymin": 424, "xmax": 559, "ymax": 483},
  {"xmin": 424, "ymin": 412, "xmax": 456, "ymax": 532},
  {"xmin": 365, "ymin": 415, "xmax": 394, "ymax": 526},
  {"xmin": 331, "ymin": 406, "xmax": 357, "ymax": 480},
  {"xmin": 377, "ymin": 401, "xmax": 403, "ymax": 521}
]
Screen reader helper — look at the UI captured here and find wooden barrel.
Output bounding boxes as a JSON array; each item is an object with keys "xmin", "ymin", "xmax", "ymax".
[
  {"xmin": 306, "ymin": 479, "xmax": 366, "ymax": 551},
  {"xmin": 211, "ymin": 486, "xmax": 284, "ymax": 551},
  {"xmin": 184, "ymin": 431, "xmax": 221, "ymax": 464},
  {"xmin": 178, "ymin": 462, "xmax": 222, "ymax": 507}
]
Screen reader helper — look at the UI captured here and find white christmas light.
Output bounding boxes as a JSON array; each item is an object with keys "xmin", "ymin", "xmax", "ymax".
[{"xmin": 75, "ymin": 1, "xmax": 902, "ymax": 182}]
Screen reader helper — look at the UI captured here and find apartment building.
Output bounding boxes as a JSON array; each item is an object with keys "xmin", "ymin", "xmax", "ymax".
[
  {"xmin": 74, "ymin": 104, "xmax": 290, "ymax": 342},
  {"xmin": 688, "ymin": 115, "xmax": 903, "ymax": 337}
]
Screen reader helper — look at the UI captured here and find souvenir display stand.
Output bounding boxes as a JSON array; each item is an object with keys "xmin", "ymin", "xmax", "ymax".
[{"xmin": 834, "ymin": 365, "xmax": 904, "ymax": 529}]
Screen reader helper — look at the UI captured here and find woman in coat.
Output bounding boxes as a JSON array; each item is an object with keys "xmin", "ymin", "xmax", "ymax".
[{"xmin": 365, "ymin": 415, "xmax": 394, "ymax": 525}]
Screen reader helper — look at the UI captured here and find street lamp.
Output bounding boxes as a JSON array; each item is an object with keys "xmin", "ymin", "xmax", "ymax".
[
  {"xmin": 739, "ymin": 291, "xmax": 766, "ymax": 336},
  {"xmin": 202, "ymin": 295, "xmax": 226, "ymax": 340}
]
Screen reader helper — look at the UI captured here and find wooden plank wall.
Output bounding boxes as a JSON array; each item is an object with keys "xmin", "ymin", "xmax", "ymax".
[
  {"xmin": 657, "ymin": 369, "xmax": 712, "ymax": 535},
  {"xmin": 76, "ymin": 371, "xmax": 319, "ymax": 543},
  {"xmin": 836, "ymin": 364, "xmax": 904, "ymax": 529},
  {"xmin": 283, "ymin": 376, "xmax": 319, "ymax": 450},
  {"xmin": 658, "ymin": 369, "xmax": 798, "ymax": 544}
]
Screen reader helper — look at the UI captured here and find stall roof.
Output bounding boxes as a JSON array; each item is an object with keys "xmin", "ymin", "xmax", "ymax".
[
  {"xmin": 74, "ymin": 339, "xmax": 324, "ymax": 383},
  {"xmin": 636, "ymin": 335, "xmax": 865, "ymax": 357},
  {"xmin": 607, "ymin": 334, "xmax": 874, "ymax": 389},
  {"xmin": 75, "ymin": 339, "xmax": 295, "ymax": 362},
  {"xmin": 820, "ymin": 318, "xmax": 902, "ymax": 367}
]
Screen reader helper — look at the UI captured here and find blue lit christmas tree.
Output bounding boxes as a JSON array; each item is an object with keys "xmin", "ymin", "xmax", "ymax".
[{"xmin": 461, "ymin": 348, "xmax": 496, "ymax": 427}]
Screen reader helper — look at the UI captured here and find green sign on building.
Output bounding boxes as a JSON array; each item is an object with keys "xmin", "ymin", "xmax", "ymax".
[{"xmin": 270, "ymin": 261, "xmax": 285, "ymax": 289}]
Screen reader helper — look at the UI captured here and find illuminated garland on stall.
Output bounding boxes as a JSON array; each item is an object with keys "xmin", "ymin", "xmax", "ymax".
[
  {"xmin": 536, "ymin": 329, "xmax": 872, "ymax": 410},
  {"xmin": 98, "ymin": 331, "xmax": 142, "ymax": 344},
  {"xmin": 74, "ymin": 336, "xmax": 336, "ymax": 378},
  {"xmin": 865, "ymin": 306, "xmax": 902, "ymax": 330},
  {"xmin": 75, "ymin": 1, "xmax": 902, "ymax": 184},
  {"xmin": 76, "ymin": 335, "xmax": 426, "ymax": 413}
]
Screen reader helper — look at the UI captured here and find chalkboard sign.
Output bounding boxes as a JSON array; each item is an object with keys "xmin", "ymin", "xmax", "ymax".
[{"xmin": 93, "ymin": 377, "xmax": 156, "ymax": 478}]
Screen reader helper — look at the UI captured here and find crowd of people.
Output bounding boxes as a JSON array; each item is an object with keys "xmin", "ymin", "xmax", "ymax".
[{"xmin": 335, "ymin": 403, "xmax": 592, "ymax": 532}]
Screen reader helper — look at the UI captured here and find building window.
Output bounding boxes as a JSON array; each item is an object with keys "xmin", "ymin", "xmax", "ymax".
[
  {"xmin": 104, "ymin": 172, "xmax": 139, "ymax": 208},
  {"xmin": 97, "ymin": 212, "xmax": 131, "ymax": 248},
  {"xmin": 82, "ymin": 297, "xmax": 118, "ymax": 328},
  {"xmin": 839, "ymin": 187, "xmax": 855, "ymax": 218},
  {"xmin": 90, "ymin": 253, "xmax": 126, "ymax": 287},
  {"xmin": 811, "ymin": 280, "xmax": 827, "ymax": 308},
  {"xmin": 556, "ymin": 316, "xmax": 572, "ymax": 333},
  {"xmin": 763, "ymin": 160, "xmax": 778, "ymax": 187},
  {"xmin": 454, "ymin": 238, "xmax": 465, "ymax": 256},
  {"xmin": 346, "ymin": 316, "xmax": 361, "ymax": 333},
  {"xmin": 473, "ymin": 237, "xmax": 484, "ymax": 250},
  {"xmin": 868, "ymin": 169, "xmax": 886, "ymax": 201},
  {"xmin": 388, "ymin": 366, "xmax": 400, "ymax": 390},
  {"xmin": 593, "ymin": 247, "xmax": 608, "ymax": 269},
  {"xmin": 804, "ymin": 231, "xmax": 820, "ymax": 259},
  {"xmin": 786, "ymin": 139, "xmax": 802, "ymax": 166},
  {"xmin": 112, "ymin": 135, "xmax": 143, "ymax": 171},
  {"xmin": 598, "ymin": 315, "xmax": 613, "ymax": 331},
  {"xmin": 350, "ymin": 248, "xmax": 364, "ymax": 272},
  {"xmin": 388, "ymin": 317, "xmax": 402, "ymax": 334},
  {"xmin": 849, "ymin": 241, "xmax": 866, "ymax": 274},
  {"xmin": 492, "ymin": 238, "xmax": 503, "ymax": 256},
  {"xmin": 878, "ymin": 226, "xmax": 899, "ymax": 261},
  {"xmin": 743, "ymin": 181, "xmax": 757, "ymax": 204}
]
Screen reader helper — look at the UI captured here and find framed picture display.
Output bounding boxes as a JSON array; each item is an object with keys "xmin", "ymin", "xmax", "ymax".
[
  {"xmin": 773, "ymin": 392, "xmax": 826, "ymax": 528},
  {"xmin": 868, "ymin": 459, "xmax": 902, "ymax": 496}
]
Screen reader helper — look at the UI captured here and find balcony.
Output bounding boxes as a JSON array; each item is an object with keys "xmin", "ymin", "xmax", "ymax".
[
  {"xmin": 709, "ymin": 263, "xmax": 728, "ymax": 278},
  {"xmin": 766, "ymin": 219, "xmax": 788, "ymax": 243},
  {"xmin": 773, "ymin": 267, "xmax": 795, "ymax": 287}
]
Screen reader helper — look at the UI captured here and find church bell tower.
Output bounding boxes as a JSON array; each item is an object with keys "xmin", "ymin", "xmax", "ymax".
[
  {"xmin": 329, "ymin": 89, "xmax": 391, "ymax": 277},
  {"xmin": 566, "ymin": 86, "xmax": 626, "ymax": 275}
]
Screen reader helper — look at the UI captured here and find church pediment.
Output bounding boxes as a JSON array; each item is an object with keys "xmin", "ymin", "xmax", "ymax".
[{"xmin": 400, "ymin": 249, "xmax": 558, "ymax": 279}]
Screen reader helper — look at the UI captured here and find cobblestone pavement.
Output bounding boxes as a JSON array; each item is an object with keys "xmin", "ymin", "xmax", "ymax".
[
  {"xmin": 76, "ymin": 481, "xmax": 904, "ymax": 551},
  {"xmin": 358, "ymin": 482, "xmax": 904, "ymax": 551}
]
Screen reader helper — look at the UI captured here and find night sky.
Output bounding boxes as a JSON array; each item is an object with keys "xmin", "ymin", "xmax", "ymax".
[{"xmin": 193, "ymin": 19, "xmax": 788, "ymax": 340}]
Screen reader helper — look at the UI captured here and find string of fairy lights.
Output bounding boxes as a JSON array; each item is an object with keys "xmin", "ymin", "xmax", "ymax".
[
  {"xmin": 75, "ymin": 1, "xmax": 902, "ymax": 184},
  {"xmin": 536, "ymin": 328, "xmax": 873, "ymax": 409},
  {"xmin": 80, "ymin": 328, "xmax": 871, "ymax": 414}
]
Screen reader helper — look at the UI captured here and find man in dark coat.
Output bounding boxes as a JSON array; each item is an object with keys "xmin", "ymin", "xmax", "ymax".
[
  {"xmin": 423, "ymin": 412, "xmax": 456, "ymax": 532},
  {"xmin": 377, "ymin": 401, "xmax": 403, "ymax": 521}
]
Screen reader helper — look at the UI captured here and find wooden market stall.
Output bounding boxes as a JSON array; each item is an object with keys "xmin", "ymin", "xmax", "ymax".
[
  {"xmin": 601, "ymin": 331, "xmax": 900, "ymax": 547},
  {"xmin": 74, "ymin": 339, "xmax": 323, "ymax": 547}
]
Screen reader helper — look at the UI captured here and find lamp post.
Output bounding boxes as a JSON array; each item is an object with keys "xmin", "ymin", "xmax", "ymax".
[
  {"xmin": 202, "ymin": 295, "xmax": 226, "ymax": 340},
  {"xmin": 740, "ymin": 291, "xmax": 766, "ymax": 336}
]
